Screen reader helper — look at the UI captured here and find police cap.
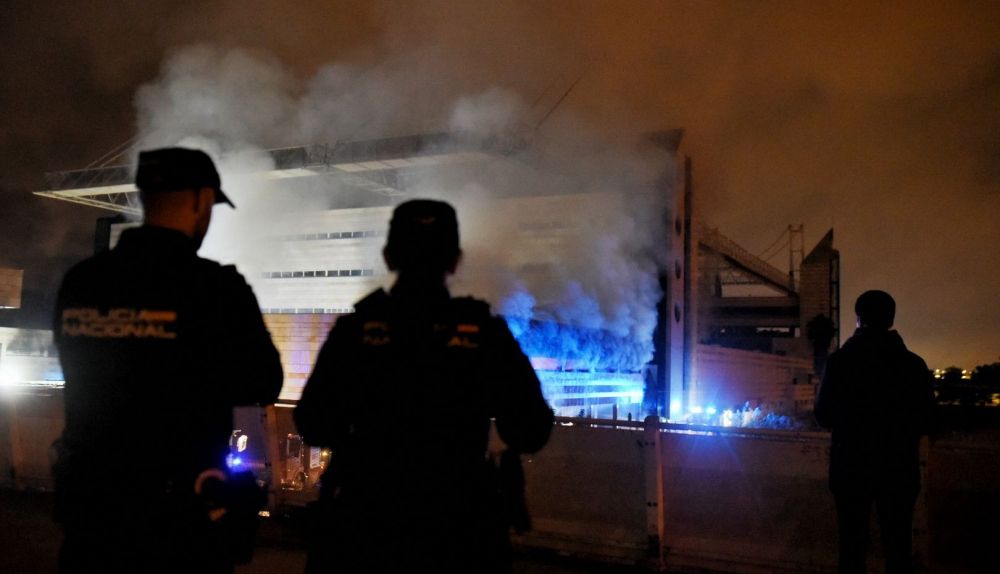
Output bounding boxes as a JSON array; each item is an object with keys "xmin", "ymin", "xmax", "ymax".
[
  {"xmin": 135, "ymin": 147, "xmax": 234, "ymax": 208},
  {"xmin": 386, "ymin": 199, "xmax": 460, "ymax": 272}
]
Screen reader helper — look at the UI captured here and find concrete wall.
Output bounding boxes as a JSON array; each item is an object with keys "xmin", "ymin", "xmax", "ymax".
[
  {"xmin": 515, "ymin": 422, "xmax": 841, "ymax": 571},
  {"xmin": 659, "ymin": 428, "xmax": 838, "ymax": 573},
  {"xmin": 666, "ymin": 150, "xmax": 690, "ymax": 418},
  {"xmin": 798, "ymin": 232, "xmax": 839, "ymax": 348},
  {"xmin": 692, "ymin": 344, "xmax": 814, "ymax": 414},
  {"xmin": 518, "ymin": 420, "xmax": 1000, "ymax": 574},
  {"xmin": 0, "ymin": 389, "xmax": 63, "ymax": 489},
  {"xmin": 516, "ymin": 421, "xmax": 651, "ymax": 563},
  {"xmin": 3, "ymin": 394, "xmax": 999, "ymax": 573},
  {"xmin": 262, "ymin": 314, "xmax": 337, "ymax": 402},
  {"xmin": 515, "ymin": 421, "xmax": 845, "ymax": 571},
  {"xmin": 925, "ymin": 433, "xmax": 1000, "ymax": 573}
]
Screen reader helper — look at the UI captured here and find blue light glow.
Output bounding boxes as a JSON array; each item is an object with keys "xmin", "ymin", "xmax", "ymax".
[
  {"xmin": 689, "ymin": 405, "xmax": 704, "ymax": 414},
  {"xmin": 535, "ymin": 370, "xmax": 645, "ymax": 418},
  {"xmin": 225, "ymin": 454, "xmax": 244, "ymax": 469},
  {"xmin": 670, "ymin": 400, "xmax": 682, "ymax": 414},
  {"xmin": 505, "ymin": 315, "xmax": 652, "ymax": 372},
  {"xmin": 706, "ymin": 406, "xmax": 718, "ymax": 415}
]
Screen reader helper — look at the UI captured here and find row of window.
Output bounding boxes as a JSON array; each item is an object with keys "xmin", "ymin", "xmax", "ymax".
[
  {"xmin": 557, "ymin": 385, "xmax": 640, "ymax": 394},
  {"xmin": 280, "ymin": 230, "xmax": 384, "ymax": 241},
  {"xmin": 259, "ymin": 269, "xmax": 379, "ymax": 279},
  {"xmin": 261, "ymin": 308, "xmax": 354, "ymax": 315},
  {"xmin": 554, "ymin": 397, "xmax": 622, "ymax": 407}
]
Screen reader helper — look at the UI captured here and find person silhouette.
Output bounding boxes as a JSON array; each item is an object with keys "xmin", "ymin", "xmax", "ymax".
[
  {"xmin": 815, "ymin": 290, "xmax": 935, "ymax": 574},
  {"xmin": 52, "ymin": 148, "xmax": 283, "ymax": 573},
  {"xmin": 294, "ymin": 199, "xmax": 553, "ymax": 573}
]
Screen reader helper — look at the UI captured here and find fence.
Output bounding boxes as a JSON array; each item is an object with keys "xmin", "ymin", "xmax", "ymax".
[{"xmin": 3, "ymin": 389, "xmax": 997, "ymax": 573}]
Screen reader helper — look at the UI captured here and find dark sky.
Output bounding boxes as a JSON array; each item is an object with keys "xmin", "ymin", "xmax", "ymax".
[{"xmin": 1, "ymin": 0, "xmax": 997, "ymax": 368}]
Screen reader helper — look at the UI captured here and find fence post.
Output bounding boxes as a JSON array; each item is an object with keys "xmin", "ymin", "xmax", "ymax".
[
  {"xmin": 263, "ymin": 405, "xmax": 284, "ymax": 509},
  {"xmin": 913, "ymin": 436, "xmax": 930, "ymax": 571},
  {"xmin": 643, "ymin": 415, "xmax": 666, "ymax": 569}
]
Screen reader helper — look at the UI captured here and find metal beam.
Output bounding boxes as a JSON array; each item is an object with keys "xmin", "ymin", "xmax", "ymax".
[
  {"xmin": 698, "ymin": 224, "xmax": 795, "ymax": 295},
  {"xmin": 34, "ymin": 133, "xmax": 514, "ymax": 213},
  {"xmin": 32, "ymin": 190, "xmax": 141, "ymax": 215}
]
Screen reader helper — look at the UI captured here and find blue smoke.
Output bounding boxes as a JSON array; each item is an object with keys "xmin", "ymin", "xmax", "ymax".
[{"xmin": 505, "ymin": 315, "xmax": 652, "ymax": 372}]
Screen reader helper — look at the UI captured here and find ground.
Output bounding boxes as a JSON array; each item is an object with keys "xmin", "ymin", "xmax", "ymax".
[{"xmin": 0, "ymin": 489, "xmax": 644, "ymax": 574}]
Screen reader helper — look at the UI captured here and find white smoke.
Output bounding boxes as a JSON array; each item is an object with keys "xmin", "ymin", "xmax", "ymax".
[
  {"xmin": 136, "ymin": 46, "xmax": 299, "ymax": 150},
  {"xmin": 132, "ymin": 46, "xmax": 673, "ymax": 369}
]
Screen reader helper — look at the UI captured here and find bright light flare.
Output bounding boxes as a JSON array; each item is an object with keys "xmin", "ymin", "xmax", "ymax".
[{"xmin": 0, "ymin": 364, "xmax": 25, "ymax": 384}]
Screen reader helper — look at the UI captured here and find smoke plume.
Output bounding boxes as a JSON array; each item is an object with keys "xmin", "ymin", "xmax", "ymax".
[{"xmin": 133, "ymin": 45, "xmax": 673, "ymax": 370}]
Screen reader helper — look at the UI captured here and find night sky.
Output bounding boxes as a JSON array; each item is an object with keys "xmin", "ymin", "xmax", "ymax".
[{"xmin": 1, "ymin": 1, "xmax": 997, "ymax": 369}]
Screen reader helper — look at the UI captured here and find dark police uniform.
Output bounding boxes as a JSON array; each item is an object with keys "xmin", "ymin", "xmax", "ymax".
[
  {"xmin": 54, "ymin": 225, "xmax": 283, "ymax": 574},
  {"xmin": 294, "ymin": 284, "xmax": 553, "ymax": 574}
]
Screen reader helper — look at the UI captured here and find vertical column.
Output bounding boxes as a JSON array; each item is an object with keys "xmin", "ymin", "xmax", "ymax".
[
  {"xmin": 263, "ymin": 405, "xmax": 284, "ymax": 509},
  {"xmin": 642, "ymin": 415, "xmax": 666, "ymax": 569},
  {"xmin": 913, "ymin": 436, "xmax": 930, "ymax": 570},
  {"xmin": 681, "ymin": 155, "xmax": 696, "ymax": 415}
]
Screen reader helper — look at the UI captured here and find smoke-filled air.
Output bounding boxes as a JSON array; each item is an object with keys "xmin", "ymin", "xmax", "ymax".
[{"xmin": 133, "ymin": 45, "xmax": 674, "ymax": 371}]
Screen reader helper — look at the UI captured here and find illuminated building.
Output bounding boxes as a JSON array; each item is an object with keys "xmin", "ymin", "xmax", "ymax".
[
  {"xmin": 0, "ymin": 274, "xmax": 64, "ymax": 490},
  {"xmin": 0, "ymin": 272, "xmax": 63, "ymax": 389},
  {"xmin": 0, "ymin": 328, "xmax": 63, "ymax": 388},
  {"xmin": 34, "ymin": 131, "xmax": 836, "ymax": 423},
  {"xmin": 691, "ymin": 227, "xmax": 840, "ymax": 419}
]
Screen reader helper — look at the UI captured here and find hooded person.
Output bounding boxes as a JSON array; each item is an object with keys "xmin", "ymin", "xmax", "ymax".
[{"xmin": 815, "ymin": 290, "xmax": 935, "ymax": 574}]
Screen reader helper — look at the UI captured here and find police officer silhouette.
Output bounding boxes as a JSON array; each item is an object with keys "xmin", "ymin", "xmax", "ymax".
[
  {"xmin": 295, "ymin": 199, "xmax": 553, "ymax": 574},
  {"xmin": 53, "ymin": 148, "xmax": 283, "ymax": 573}
]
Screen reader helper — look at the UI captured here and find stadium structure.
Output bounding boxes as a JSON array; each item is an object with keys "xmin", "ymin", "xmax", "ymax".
[
  {"xmin": 26, "ymin": 130, "xmax": 839, "ymax": 489},
  {"xmin": 34, "ymin": 130, "xmax": 839, "ymax": 420}
]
